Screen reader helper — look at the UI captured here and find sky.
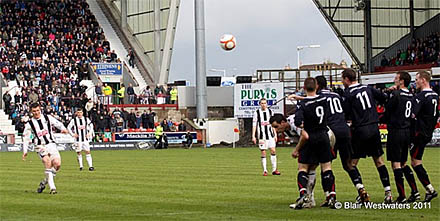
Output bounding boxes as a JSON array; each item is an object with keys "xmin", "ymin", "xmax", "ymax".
[{"xmin": 169, "ymin": 0, "xmax": 353, "ymax": 85}]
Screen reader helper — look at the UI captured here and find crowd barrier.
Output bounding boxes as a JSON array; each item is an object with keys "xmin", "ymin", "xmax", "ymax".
[
  {"xmin": 0, "ymin": 142, "xmax": 144, "ymax": 152},
  {"xmin": 1, "ymin": 131, "xmax": 197, "ymax": 152}
]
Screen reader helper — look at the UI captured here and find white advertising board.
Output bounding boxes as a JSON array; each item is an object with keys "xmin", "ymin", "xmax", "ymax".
[{"xmin": 234, "ymin": 82, "xmax": 284, "ymax": 118}]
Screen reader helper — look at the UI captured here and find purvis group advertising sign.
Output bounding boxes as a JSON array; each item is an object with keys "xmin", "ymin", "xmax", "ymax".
[
  {"xmin": 92, "ymin": 63, "xmax": 123, "ymax": 75},
  {"xmin": 234, "ymin": 82, "xmax": 284, "ymax": 118}
]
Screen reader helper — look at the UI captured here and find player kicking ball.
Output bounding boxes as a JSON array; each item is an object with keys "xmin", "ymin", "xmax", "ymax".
[
  {"xmin": 22, "ymin": 103, "xmax": 69, "ymax": 194},
  {"xmin": 67, "ymin": 109, "xmax": 95, "ymax": 171}
]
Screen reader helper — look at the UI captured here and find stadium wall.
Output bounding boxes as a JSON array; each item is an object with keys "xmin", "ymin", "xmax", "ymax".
[
  {"xmin": 206, "ymin": 119, "xmax": 239, "ymax": 145},
  {"xmin": 361, "ymin": 67, "xmax": 440, "ymax": 85},
  {"xmin": 177, "ymin": 86, "xmax": 234, "ymax": 108},
  {"xmin": 361, "ymin": 70, "xmax": 423, "ymax": 85}
]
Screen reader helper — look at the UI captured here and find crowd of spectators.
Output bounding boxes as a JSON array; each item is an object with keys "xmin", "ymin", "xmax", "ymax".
[
  {"xmin": 5, "ymin": 88, "xmax": 187, "ymax": 141},
  {"xmin": 0, "ymin": 0, "xmax": 122, "ymax": 133},
  {"xmin": 86, "ymin": 107, "xmax": 187, "ymax": 142},
  {"xmin": 0, "ymin": 0, "xmax": 183, "ymax": 142},
  {"xmin": 93, "ymin": 83, "xmax": 179, "ymax": 105},
  {"xmin": 379, "ymin": 32, "xmax": 440, "ymax": 68},
  {"xmin": 134, "ymin": 84, "xmax": 178, "ymax": 105}
]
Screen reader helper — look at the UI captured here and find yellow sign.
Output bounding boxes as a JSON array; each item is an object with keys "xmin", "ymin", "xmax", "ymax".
[
  {"xmin": 328, "ymin": 81, "xmax": 343, "ymax": 86},
  {"xmin": 379, "ymin": 129, "xmax": 388, "ymax": 143}
]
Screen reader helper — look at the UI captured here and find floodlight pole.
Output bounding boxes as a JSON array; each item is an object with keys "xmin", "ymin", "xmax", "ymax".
[{"xmin": 195, "ymin": 0, "xmax": 208, "ymax": 119}]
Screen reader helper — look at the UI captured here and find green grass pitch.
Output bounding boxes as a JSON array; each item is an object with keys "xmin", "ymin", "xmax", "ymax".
[{"xmin": 1, "ymin": 147, "xmax": 439, "ymax": 220}]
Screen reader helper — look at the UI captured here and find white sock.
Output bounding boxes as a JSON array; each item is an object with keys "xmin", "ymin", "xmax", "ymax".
[
  {"xmin": 42, "ymin": 177, "xmax": 48, "ymax": 185},
  {"xmin": 86, "ymin": 154, "xmax": 93, "ymax": 168},
  {"xmin": 45, "ymin": 169, "xmax": 56, "ymax": 190},
  {"xmin": 309, "ymin": 192, "xmax": 315, "ymax": 203},
  {"xmin": 270, "ymin": 155, "xmax": 277, "ymax": 172},
  {"xmin": 51, "ymin": 167, "xmax": 57, "ymax": 177},
  {"xmin": 77, "ymin": 154, "xmax": 83, "ymax": 168},
  {"xmin": 307, "ymin": 170, "xmax": 316, "ymax": 195},
  {"xmin": 426, "ymin": 184, "xmax": 435, "ymax": 193},
  {"xmin": 356, "ymin": 183, "xmax": 364, "ymax": 190},
  {"xmin": 261, "ymin": 157, "xmax": 267, "ymax": 172}
]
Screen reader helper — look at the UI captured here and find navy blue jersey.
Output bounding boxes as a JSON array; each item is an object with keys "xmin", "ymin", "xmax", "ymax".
[
  {"xmin": 318, "ymin": 89, "xmax": 350, "ymax": 137},
  {"xmin": 413, "ymin": 89, "xmax": 439, "ymax": 137},
  {"xmin": 385, "ymin": 88, "xmax": 413, "ymax": 129},
  {"xmin": 294, "ymin": 95, "xmax": 329, "ymax": 133},
  {"xmin": 343, "ymin": 84, "xmax": 387, "ymax": 128}
]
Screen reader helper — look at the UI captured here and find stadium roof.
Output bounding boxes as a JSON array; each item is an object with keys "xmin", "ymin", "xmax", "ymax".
[
  {"xmin": 313, "ymin": 0, "xmax": 440, "ymax": 72},
  {"xmin": 111, "ymin": 0, "xmax": 180, "ymax": 84}
]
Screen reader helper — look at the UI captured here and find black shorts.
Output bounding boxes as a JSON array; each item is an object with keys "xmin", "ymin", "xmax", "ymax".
[
  {"xmin": 330, "ymin": 124, "xmax": 351, "ymax": 139},
  {"xmin": 298, "ymin": 131, "xmax": 333, "ymax": 165},
  {"xmin": 351, "ymin": 124, "xmax": 384, "ymax": 158},
  {"xmin": 329, "ymin": 125, "xmax": 352, "ymax": 161},
  {"xmin": 333, "ymin": 136, "xmax": 353, "ymax": 162},
  {"xmin": 410, "ymin": 132, "xmax": 432, "ymax": 160},
  {"xmin": 386, "ymin": 128, "xmax": 410, "ymax": 163}
]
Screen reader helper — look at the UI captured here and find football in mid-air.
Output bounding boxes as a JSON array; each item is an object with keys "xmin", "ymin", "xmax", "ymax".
[{"xmin": 220, "ymin": 34, "xmax": 236, "ymax": 51}]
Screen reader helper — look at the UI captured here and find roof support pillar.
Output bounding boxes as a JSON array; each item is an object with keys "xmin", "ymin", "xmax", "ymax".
[
  {"xmin": 364, "ymin": 0, "xmax": 373, "ymax": 73},
  {"xmin": 410, "ymin": 0, "xmax": 415, "ymax": 40}
]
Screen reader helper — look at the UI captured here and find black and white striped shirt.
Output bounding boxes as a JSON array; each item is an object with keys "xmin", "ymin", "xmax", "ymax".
[
  {"xmin": 252, "ymin": 109, "xmax": 275, "ymax": 140},
  {"xmin": 67, "ymin": 116, "xmax": 94, "ymax": 142},
  {"xmin": 23, "ymin": 115, "xmax": 67, "ymax": 153}
]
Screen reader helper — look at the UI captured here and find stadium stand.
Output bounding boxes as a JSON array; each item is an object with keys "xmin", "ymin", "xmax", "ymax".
[
  {"xmin": 0, "ymin": 0, "xmax": 118, "ymax": 130},
  {"xmin": 375, "ymin": 32, "xmax": 440, "ymax": 72},
  {"xmin": 0, "ymin": 0, "xmax": 181, "ymax": 142}
]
